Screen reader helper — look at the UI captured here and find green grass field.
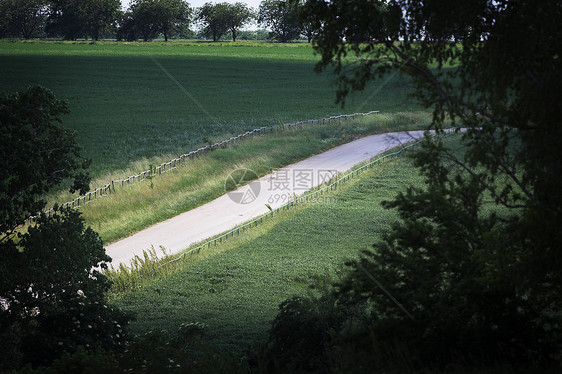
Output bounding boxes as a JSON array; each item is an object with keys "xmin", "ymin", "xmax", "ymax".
[
  {"xmin": 0, "ymin": 40, "xmax": 418, "ymax": 178},
  {"xmin": 110, "ymin": 145, "xmax": 425, "ymax": 355}
]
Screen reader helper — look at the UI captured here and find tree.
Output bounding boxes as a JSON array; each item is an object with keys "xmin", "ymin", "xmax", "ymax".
[
  {"xmin": 196, "ymin": 2, "xmax": 253, "ymax": 42},
  {"xmin": 196, "ymin": 2, "xmax": 230, "ymax": 42},
  {"xmin": 45, "ymin": 0, "xmax": 81, "ymax": 39},
  {"xmin": 0, "ymin": 86, "xmax": 129, "ymax": 370},
  {"xmin": 46, "ymin": 0, "xmax": 120, "ymax": 40},
  {"xmin": 0, "ymin": 207, "xmax": 130, "ymax": 370},
  {"xmin": 0, "ymin": 0, "xmax": 49, "ymax": 39},
  {"xmin": 297, "ymin": 0, "xmax": 314, "ymax": 43},
  {"xmin": 124, "ymin": 0, "xmax": 157, "ymax": 41},
  {"xmin": 223, "ymin": 2, "xmax": 253, "ymax": 42},
  {"xmin": 81, "ymin": 0, "xmax": 121, "ymax": 41},
  {"xmin": 0, "ymin": 85, "xmax": 90, "ymax": 237},
  {"xmin": 258, "ymin": 0, "xmax": 301, "ymax": 42},
  {"xmin": 0, "ymin": 4, "xmax": 6, "ymax": 37},
  {"xmin": 154, "ymin": 0, "xmax": 191, "ymax": 42},
  {"xmin": 265, "ymin": 0, "xmax": 562, "ymax": 369},
  {"xmin": 127, "ymin": 0, "xmax": 191, "ymax": 42},
  {"xmin": 116, "ymin": 9, "xmax": 138, "ymax": 41}
]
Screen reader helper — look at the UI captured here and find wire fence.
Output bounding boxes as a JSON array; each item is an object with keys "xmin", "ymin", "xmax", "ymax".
[
  {"xmin": 27, "ymin": 110, "xmax": 380, "ymax": 225},
  {"xmin": 158, "ymin": 138, "xmax": 421, "ymax": 268}
]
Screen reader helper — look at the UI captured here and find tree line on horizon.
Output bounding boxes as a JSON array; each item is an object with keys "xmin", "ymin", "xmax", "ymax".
[{"xmin": 0, "ymin": 0, "xmax": 314, "ymax": 42}]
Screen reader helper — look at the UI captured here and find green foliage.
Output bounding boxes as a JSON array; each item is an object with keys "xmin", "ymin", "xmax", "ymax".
[
  {"xmin": 0, "ymin": 85, "xmax": 90, "ymax": 236},
  {"xmin": 0, "ymin": 85, "xmax": 130, "ymax": 371},
  {"xmin": 123, "ymin": 1, "xmax": 157, "ymax": 41},
  {"xmin": 196, "ymin": 2, "xmax": 232, "ymax": 42},
  {"xmin": 222, "ymin": 2, "xmax": 254, "ymax": 42},
  {"xmin": 257, "ymin": 294, "xmax": 346, "ymax": 373},
  {"xmin": 0, "ymin": 0, "xmax": 48, "ymax": 39},
  {"xmin": 0, "ymin": 207, "xmax": 130, "ymax": 370},
  {"xmin": 195, "ymin": 2, "xmax": 254, "ymax": 42},
  {"xmin": 121, "ymin": 322, "xmax": 213, "ymax": 373},
  {"xmin": 258, "ymin": 0, "xmax": 302, "ymax": 42},
  {"xmin": 46, "ymin": 0, "xmax": 121, "ymax": 41},
  {"xmin": 8, "ymin": 348, "xmax": 121, "ymax": 374},
  {"xmin": 6, "ymin": 323, "xmax": 238, "ymax": 374},
  {"xmin": 124, "ymin": 0, "xmax": 192, "ymax": 42},
  {"xmin": 236, "ymin": 29, "xmax": 272, "ymax": 41},
  {"xmin": 272, "ymin": 0, "xmax": 562, "ymax": 369},
  {"xmin": 116, "ymin": 9, "xmax": 137, "ymax": 41},
  {"xmin": 333, "ymin": 136, "xmax": 561, "ymax": 367},
  {"xmin": 108, "ymin": 246, "xmax": 174, "ymax": 293}
]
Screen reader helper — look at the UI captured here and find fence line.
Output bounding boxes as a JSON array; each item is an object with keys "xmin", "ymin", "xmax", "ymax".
[
  {"xmin": 27, "ymin": 110, "xmax": 380, "ymax": 224},
  {"xmin": 157, "ymin": 139, "xmax": 421, "ymax": 268}
]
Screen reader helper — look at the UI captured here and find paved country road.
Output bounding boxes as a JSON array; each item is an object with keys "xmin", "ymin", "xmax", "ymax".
[{"xmin": 105, "ymin": 130, "xmax": 427, "ymax": 267}]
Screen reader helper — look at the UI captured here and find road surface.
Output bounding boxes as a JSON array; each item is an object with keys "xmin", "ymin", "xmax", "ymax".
[{"xmin": 105, "ymin": 130, "xmax": 426, "ymax": 267}]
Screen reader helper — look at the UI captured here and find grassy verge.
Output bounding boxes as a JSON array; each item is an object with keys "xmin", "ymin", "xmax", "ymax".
[
  {"xmin": 109, "ymin": 137, "xmax": 427, "ymax": 355},
  {"xmin": 0, "ymin": 40, "xmax": 419, "ymax": 178},
  {"xmin": 46, "ymin": 111, "xmax": 431, "ymax": 243}
]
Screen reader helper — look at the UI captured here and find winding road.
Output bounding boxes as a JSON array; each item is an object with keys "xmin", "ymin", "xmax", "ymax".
[{"xmin": 105, "ymin": 130, "xmax": 427, "ymax": 267}]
